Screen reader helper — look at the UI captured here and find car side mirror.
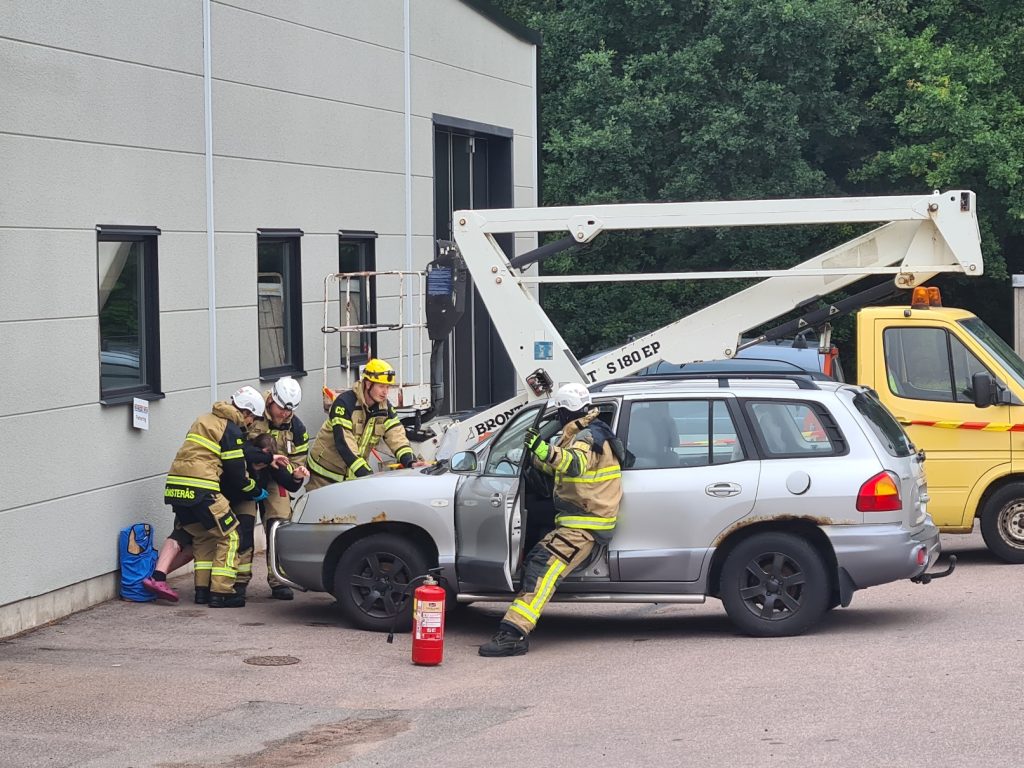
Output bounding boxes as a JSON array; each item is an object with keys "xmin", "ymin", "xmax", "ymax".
[
  {"xmin": 971, "ymin": 371, "xmax": 996, "ymax": 408},
  {"xmin": 449, "ymin": 451, "xmax": 478, "ymax": 472}
]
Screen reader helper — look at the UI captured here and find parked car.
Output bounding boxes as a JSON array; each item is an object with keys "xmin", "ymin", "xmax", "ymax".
[{"xmin": 271, "ymin": 372, "xmax": 952, "ymax": 637}]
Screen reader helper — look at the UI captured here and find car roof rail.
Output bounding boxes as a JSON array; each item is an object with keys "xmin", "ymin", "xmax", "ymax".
[{"xmin": 591, "ymin": 371, "xmax": 825, "ymax": 392}]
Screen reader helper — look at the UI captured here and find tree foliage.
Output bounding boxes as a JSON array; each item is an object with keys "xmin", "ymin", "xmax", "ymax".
[{"xmin": 493, "ymin": 0, "xmax": 1024, "ymax": 353}]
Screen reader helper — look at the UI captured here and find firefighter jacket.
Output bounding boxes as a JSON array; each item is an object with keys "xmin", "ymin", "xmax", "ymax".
[
  {"xmin": 164, "ymin": 401, "xmax": 262, "ymax": 507},
  {"xmin": 534, "ymin": 409, "xmax": 623, "ymax": 542},
  {"xmin": 307, "ymin": 382, "xmax": 414, "ymax": 482},
  {"xmin": 248, "ymin": 394, "xmax": 309, "ymax": 471}
]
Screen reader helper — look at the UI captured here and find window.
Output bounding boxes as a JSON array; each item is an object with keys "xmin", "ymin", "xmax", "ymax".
[
  {"xmin": 338, "ymin": 232, "xmax": 377, "ymax": 369},
  {"xmin": 97, "ymin": 226, "xmax": 161, "ymax": 403},
  {"xmin": 484, "ymin": 405, "xmax": 540, "ymax": 475},
  {"xmin": 626, "ymin": 399, "xmax": 744, "ymax": 470},
  {"xmin": 849, "ymin": 390, "xmax": 914, "ymax": 457},
  {"xmin": 884, "ymin": 327, "xmax": 990, "ymax": 403},
  {"xmin": 257, "ymin": 230, "xmax": 303, "ymax": 377},
  {"xmin": 746, "ymin": 400, "xmax": 845, "ymax": 458}
]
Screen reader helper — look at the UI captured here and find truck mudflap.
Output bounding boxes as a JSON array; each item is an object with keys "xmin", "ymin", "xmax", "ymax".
[{"xmin": 911, "ymin": 554, "xmax": 957, "ymax": 584}]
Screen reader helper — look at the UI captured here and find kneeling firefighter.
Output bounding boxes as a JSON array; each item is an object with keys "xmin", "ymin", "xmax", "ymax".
[
  {"xmin": 480, "ymin": 382, "xmax": 624, "ymax": 657},
  {"xmin": 305, "ymin": 359, "xmax": 416, "ymax": 490}
]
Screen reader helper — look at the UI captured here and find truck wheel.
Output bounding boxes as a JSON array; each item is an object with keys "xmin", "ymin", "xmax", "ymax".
[
  {"xmin": 333, "ymin": 533, "xmax": 429, "ymax": 632},
  {"xmin": 719, "ymin": 532, "xmax": 829, "ymax": 637},
  {"xmin": 980, "ymin": 485, "xmax": 1024, "ymax": 564}
]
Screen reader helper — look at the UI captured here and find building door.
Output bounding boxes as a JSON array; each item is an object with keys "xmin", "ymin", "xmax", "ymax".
[{"xmin": 434, "ymin": 121, "xmax": 515, "ymax": 414}]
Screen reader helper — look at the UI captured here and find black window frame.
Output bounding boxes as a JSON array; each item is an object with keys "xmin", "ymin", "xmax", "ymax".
[
  {"xmin": 621, "ymin": 397, "xmax": 747, "ymax": 470},
  {"xmin": 338, "ymin": 230, "xmax": 378, "ymax": 371},
  {"xmin": 96, "ymin": 225, "xmax": 163, "ymax": 405},
  {"xmin": 257, "ymin": 228, "xmax": 305, "ymax": 381}
]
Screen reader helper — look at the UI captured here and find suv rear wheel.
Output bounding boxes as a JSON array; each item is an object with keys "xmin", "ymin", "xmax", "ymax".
[
  {"xmin": 333, "ymin": 533, "xmax": 428, "ymax": 632},
  {"xmin": 719, "ymin": 532, "xmax": 829, "ymax": 637}
]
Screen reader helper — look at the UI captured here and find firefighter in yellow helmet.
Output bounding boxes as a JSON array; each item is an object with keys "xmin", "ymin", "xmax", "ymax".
[{"xmin": 306, "ymin": 359, "xmax": 417, "ymax": 490}]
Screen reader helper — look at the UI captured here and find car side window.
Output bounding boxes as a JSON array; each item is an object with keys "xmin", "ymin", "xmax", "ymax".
[
  {"xmin": 746, "ymin": 400, "xmax": 844, "ymax": 458},
  {"xmin": 483, "ymin": 405, "xmax": 541, "ymax": 475},
  {"xmin": 626, "ymin": 399, "xmax": 743, "ymax": 470}
]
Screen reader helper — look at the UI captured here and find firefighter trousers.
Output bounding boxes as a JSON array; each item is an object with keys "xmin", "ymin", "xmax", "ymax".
[
  {"xmin": 231, "ymin": 503, "xmax": 258, "ymax": 588},
  {"xmin": 179, "ymin": 495, "xmax": 240, "ymax": 595},
  {"xmin": 501, "ymin": 526, "xmax": 596, "ymax": 636}
]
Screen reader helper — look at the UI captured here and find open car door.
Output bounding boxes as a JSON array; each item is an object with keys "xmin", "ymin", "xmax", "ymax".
[{"xmin": 453, "ymin": 404, "xmax": 544, "ymax": 593}]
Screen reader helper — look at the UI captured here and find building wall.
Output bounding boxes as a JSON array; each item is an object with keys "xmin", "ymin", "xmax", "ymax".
[{"xmin": 0, "ymin": 0, "xmax": 537, "ymax": 634}]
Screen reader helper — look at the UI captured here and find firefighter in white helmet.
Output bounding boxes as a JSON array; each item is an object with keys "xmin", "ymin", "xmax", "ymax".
[
  {"xmin": 480, "ymin": 382, "xmax": 624, "ymax": 656},
  {"xmin": 161, "ymin": 386, "xmax": 268, "ymax": 608},
  {"xmin": 234, "ymin": 376, "xmax": 310, "ymax": 600},
  {"xmin": 306, "ymin": 359, "xmax": 417, "ymax": 490}
]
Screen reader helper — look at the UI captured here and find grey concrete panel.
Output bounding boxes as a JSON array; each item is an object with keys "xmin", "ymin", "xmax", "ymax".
[
  {"xmin": 297, "ymin": 233, "xmax": 339, "ymax": 306},
  {"xmin": 513, "ymin": 134, "xmax": 537, "ymax": 192},
  {"xmin": 0, "ymin": 229, "xmax": 96, "ymax": 321},
  {"xmin": 411, "ymin": 57, "xmax": 534, "ymax": 132},
  {"xmin": 212, "ymin": 232, "xmax": 258, "ymax": 309},
  {"xmin": 2, "ymin": 318, "xmax": 100, "ymax": 416},
  {"xmin": 157, "ymin": 232, "xmax": 210, "ymax": 313},
  {"xmin": 221, "ymin": 0, "xmax": 405, "ymax": 50},
  {"xmin": 412, "ymin": 0, "xmax": 535, "ymax": 85},
  {"xmin": 411, "ymin": 114, "xmax": 435, "ymax": 177},
  {"xmin": 0, "ymin": 0, "xmax": 203, "ymax": 73},
  {"xmin": 215, "ymin": 305, "xmax": 261, "ymax": 383},
  {"xmin": 211, "ymin": 156, "xmax": 407, "ymax": 235},
  {"xmin": 0, "ymin": 475, "xmax": 168, "ymax": 606},
  {"xmin": 211, "ymin": 2, "xmax": 404, "ymax": 113},
  {"xmin": 0, "ymin": 38, "xmax": 203, "ymax": 153},
  {"xmin": 213, "ymin": 80, "xmax": 406, "ymax": 174},
  {"xmin": 0, "ymin": 388, "xmax": 211, "ymax": 514},
  {"xmin": 0, "ymin": 134, "xmax": 206, "ymax": 231},
  {"xmin": 158, "ymin": 309, "xmax": 211, "ymax": 394}
]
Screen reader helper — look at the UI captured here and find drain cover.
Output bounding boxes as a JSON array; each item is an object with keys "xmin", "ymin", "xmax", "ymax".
[{"xmin": 243, "ymin": 655, "xmax": 300, "ymax": 666}]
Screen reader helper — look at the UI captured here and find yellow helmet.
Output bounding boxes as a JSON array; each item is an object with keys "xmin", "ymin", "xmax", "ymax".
[{"xmin": 362, "ymin": 358, "xmax": 396, "ymax": 385}]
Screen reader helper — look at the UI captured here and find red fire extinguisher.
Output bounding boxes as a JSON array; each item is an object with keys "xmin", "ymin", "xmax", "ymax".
[{"xmin": 411, "ymin": 573, "xmax": 446, "ymax": 666}]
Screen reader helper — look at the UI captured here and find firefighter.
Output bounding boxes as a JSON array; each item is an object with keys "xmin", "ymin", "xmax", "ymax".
[
  {"xmin": 162, "ymin": 386, "xmax": 268, "ymax": 608},
  {"xmin": 236, "ymin": 376, "xmax": 310, "ymax": 600},
  {"xmin": 305, "ymin": 358, "xmax": 416, "ymax": 490},
  {"xmin": 479, "ymin": 382, "xmax": 624, "ymax": 657}
]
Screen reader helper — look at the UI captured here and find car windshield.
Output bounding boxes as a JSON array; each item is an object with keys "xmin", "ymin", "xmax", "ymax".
[
  {"xmin": 959, "ymin": 317, "xmax": 1024, "ymax": 389},
  {"xmin": 850, "ymin": 389, "xmax": 914, "ymax": 457}
]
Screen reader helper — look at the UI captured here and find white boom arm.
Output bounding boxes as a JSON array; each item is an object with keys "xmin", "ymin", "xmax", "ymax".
[{"xmin": 434, "ymin": 190, "xmax": 981, "ymax": 458}]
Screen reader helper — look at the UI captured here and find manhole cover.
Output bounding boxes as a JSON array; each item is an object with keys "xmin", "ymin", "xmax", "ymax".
[{"xmin": 243, "ymin": 655, "xmax": 300, "ymax": 666}]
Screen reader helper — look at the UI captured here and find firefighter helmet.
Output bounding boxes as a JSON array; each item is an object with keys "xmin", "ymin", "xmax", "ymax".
[
  {"xmin": 231, "ymin": 385, "xmax": 266, "ymax": 418},
  {"xmin": 362, "ymin": 358, "xmax": 397, "ymax": 385},
  {"xmin": 270, "ymin": 376, "xmax": 302, "ymax": 409},
  {"xmin": 552, "ymin": 382, "xmax": 592, "ymax": 413}
]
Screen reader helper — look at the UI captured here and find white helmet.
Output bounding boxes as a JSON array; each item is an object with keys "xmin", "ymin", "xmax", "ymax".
[
  {"xmin": 271, "ymin": 376, "xmax": 302, "ymax": 409},
  {"xmin": 552, "ymin": 382, "xmax": 592, "ymax": 413},
  {"xmin": 231, "ymin": 386, "xmax": 265, "ymax": 418}
]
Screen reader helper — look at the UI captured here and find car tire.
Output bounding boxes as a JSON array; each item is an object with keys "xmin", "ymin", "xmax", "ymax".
[
  {"xmin": 333, "ymin": 533, "xmax": 429, "ymax": 632},
  {"xmin": 719, "ymin": 532, "xmax": 829, "ymax": 638},
  {"xmin": 980, "ymin": 484, "xmax": 1024, "ymax": 564}
]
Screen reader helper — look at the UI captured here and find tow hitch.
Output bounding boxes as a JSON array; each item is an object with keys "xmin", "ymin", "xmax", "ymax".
[{"xmin": 911, "ymin": 554, "xmax": 957, "ymax": 584}]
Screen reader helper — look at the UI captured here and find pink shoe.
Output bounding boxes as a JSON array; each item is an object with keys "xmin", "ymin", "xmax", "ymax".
[{"xmin": 143, "ymin": 577, "xmax": 179, "ymax": 602}]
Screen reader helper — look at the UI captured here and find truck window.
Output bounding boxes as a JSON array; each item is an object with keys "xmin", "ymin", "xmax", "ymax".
[
  {"xmin": 959, "ymin": 317, "xmax": 1024, "ymax": 389},
  {"xmin": 884, "ymin": 327, "xmax": 991, "ymax": 403},
  {"xmin": 849, "ymin": 390, "xmax": 914, "ymax": 457},
  {"xmin": 745, "ymin": 401, "xmax": 844, "ymax": 458}
]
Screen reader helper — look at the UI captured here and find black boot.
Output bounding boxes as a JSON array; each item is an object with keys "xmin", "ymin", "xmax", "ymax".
[
  {"xmin": 479, "ymin": 625, "xmax": 529, "ymax": 657},
  {"xmin": 194, "ymin": 587, "xmax": 210, "ymax": 605},
  {"xmin": 209, "ymin": 592, "xmax": 245, "ymax": 608},
  {"xmin": 270, "ymin": 586, "xmax": 294, "ymax": 601},
  {"xmin": 234, "ymin": 582, "xmax": 248, "ymax": 597}
]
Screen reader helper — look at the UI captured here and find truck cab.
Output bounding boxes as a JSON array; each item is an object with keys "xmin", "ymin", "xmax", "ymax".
[{"xmin": 859, "ymin": 295, "xmax": 1024, "ymax": 562}]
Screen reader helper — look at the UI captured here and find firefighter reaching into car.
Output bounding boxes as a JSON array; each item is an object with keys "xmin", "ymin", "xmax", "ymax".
[
  {"xmin": 306, "ymin": 358, "xmax": 419, "ymax": 490},
  {"xmin": 479, "ymin": 382, "xmax": 624, "ymax": 657},
  {"xmin": 161, "ymin": 386, "xmax": 268, "ymax": 608}
]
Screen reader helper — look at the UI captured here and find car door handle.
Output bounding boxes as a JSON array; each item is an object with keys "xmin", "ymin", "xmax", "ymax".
[
  {"xmin": 490, "ymin": 492, "xmax": 503, "ymax": 508},
  {"xmin": 706, "ymin": 482, "xmax": 741, "ymax": 498}
]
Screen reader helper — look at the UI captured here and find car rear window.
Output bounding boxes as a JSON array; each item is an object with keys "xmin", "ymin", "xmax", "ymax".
[
  {"xmin": 744, "ymin": 400, "xmax": 846, "ymax": 458},
  {"xmin": 850, "ymin": 390, "xmax": 914, "ymax": 457}
]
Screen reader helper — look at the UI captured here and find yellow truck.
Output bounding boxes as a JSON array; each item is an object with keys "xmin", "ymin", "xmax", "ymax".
[{"xmin": 859, "ymin": 289, "xmax": 1024, "ymax": 562}]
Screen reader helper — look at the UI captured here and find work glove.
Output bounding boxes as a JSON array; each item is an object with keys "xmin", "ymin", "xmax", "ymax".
[
  {"xmin": 524, "ymin": 427, "xmax": 550, "ymax": 461},
  {"xmin": 253, "ymin": 488, "xmax": 269, "ymax": 503}
]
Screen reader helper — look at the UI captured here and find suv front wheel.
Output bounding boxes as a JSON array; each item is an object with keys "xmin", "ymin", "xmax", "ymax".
[
  {"xmin": 333, "ymin": 533, "xmax": 429, "ymax": 632},
  {"xmin": 719, "ymin": 532, "xmax": 829, "ymax": 637}
]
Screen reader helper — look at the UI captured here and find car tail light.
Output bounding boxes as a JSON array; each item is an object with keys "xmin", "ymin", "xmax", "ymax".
[
  {"xmin": 857, "ymin": 471, "xmax": 902, "ymax": 512},
  {"xmin": 915, "ymin": 546, "xmax": 927, "ymax": 566}
]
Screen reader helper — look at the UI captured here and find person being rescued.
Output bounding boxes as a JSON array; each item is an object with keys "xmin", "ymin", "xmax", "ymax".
[
  {"xmin": 306, "ymin": 358, "xmax": 426, "ymax": 490},
  {"xmin": 479, "ymin": 382, "xmax": 625, "ymax": 657}
]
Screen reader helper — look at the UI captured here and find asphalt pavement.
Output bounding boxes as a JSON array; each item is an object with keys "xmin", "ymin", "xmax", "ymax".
[{"xmin": 2, "ymin": 527, "xmax": 1024, "ymax": 767}]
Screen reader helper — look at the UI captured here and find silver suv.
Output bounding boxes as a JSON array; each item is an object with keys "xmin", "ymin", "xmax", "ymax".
[{"xmin": 272, "ymin": 373, "xmax": 953, "ymax": 637}]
